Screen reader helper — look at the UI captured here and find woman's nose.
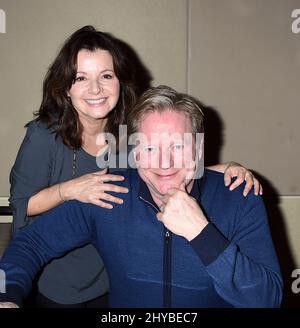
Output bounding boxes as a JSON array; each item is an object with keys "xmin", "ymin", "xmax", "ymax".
[{"xmin": 89, "ymin": 80, "xmax": 103, "ymax": 94}]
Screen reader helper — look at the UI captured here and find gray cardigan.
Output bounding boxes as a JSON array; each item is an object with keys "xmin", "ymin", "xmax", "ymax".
[{"xmin": 9, "ymin": 120, "xmax": 109, "ymax": 304}]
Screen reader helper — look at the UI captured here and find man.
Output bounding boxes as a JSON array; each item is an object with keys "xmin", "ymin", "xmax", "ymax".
[{"xmin": 0, "ymin": 86, "xmax": 282, "ymax": 308}]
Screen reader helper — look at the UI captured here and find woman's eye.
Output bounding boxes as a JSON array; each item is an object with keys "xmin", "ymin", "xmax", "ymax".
[
  {"xmin": 75, "ymin": 76, "xmax": 86, "ymax": 82},
  {"xmin": 103, "ymin": 74, "xmax": 113, "ymax": 79}
]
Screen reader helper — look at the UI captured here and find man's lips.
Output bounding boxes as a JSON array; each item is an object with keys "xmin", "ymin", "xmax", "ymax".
[{"xmin": 154, "ymin": 172, "xmax": 178, "ymax": 179}]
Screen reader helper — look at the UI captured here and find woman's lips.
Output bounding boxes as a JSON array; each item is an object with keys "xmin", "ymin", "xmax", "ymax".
[{"xmin": 85, "ymin": 97, "xmax": 107, "ymax": 107}]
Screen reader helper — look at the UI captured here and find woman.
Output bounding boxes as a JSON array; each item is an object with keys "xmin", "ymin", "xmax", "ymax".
[{"xmin": 10, "ymin": 26, "xmax": 261, "ymax": 308}]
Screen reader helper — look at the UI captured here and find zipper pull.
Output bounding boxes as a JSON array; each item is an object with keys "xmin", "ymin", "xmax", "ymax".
[{"xmin": 165, "ymin": 230, "xmax": 171, "ymax": 243}]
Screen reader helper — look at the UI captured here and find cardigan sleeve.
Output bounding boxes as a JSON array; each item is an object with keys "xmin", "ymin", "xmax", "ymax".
[
  {"xmin": 9, "ymin": 121, "xmax": 55, "ymax": 233},
  {"xmin": 190, "ymin": 193, "xmax": 283, "ymax": 308}
]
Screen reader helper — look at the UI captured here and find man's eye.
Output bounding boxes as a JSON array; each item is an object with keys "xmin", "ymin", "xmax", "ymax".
[
  {"xmin": 173, "ymin": 144, "xmax": 184, "ymax": 151},
  {"xmin": 143, "ymin": 146, "xmax": 157, "ymax": 153}
]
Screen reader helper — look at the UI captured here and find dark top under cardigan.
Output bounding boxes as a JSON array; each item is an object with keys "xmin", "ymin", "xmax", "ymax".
[{"xmin": 9, "ymin": 120, "xmax": 113, "ymax": 304}]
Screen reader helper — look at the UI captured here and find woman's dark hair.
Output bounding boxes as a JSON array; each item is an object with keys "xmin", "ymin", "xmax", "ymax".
[{"xmin": 32, "ymin": 25, "xmax": 138, "ymax": 149}]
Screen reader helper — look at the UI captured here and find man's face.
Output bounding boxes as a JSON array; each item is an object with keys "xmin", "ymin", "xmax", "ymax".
[{"xmin": 134, "ymin": 110, "xmax": 198, "ymax": 205}]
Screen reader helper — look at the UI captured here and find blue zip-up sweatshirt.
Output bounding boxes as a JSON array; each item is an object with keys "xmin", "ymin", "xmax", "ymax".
[{"xmin": 0, "ymin": 169, "xmax": 282, "ymax": 307}]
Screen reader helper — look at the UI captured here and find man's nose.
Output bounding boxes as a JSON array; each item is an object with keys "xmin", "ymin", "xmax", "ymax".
[{"xmin": 159, "ymin": 148, "xmax": 173, "ymax": 169}]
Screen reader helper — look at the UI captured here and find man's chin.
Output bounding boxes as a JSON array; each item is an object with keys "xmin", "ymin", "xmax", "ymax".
[{"xmin": 158, "ymin": 183, "xmax": 181, "ymax": 195}]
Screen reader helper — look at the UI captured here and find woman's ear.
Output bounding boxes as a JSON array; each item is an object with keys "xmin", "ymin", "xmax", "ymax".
[{"xmin": 66, "ymin": 92, "xmax": 72, "ymax": 103}]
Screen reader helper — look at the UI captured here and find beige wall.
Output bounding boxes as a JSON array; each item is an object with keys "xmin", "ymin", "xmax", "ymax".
[
  {"xmin": 0, "ymin": 0, "xmax": 188, "ymax": 196},
  {"xmin": 1, "ymin": 0, "xmax": 299, "ymax": 196},
  {"xmin": 189, "ymin": 0, "xmax": 300, "ymax": 196},
  {"xmin": 0, "ymin": 0, "xmax": 299, "ymax": 306}
]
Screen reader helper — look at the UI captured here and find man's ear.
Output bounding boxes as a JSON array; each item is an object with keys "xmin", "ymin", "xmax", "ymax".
[
  {"xmin": 193, "ymin": 133, "xmax": 204, "ymax": 180},
  {"xmin": 127, "ymin": 147, "xmax": 139, "ymax": 169},
  {"xmin": 132, "ymin": 150, "xmax": 138, "ymax": 164},
  {"xmin": 197, "ymin": 136, "xmax": 204, "ymax": 161}
]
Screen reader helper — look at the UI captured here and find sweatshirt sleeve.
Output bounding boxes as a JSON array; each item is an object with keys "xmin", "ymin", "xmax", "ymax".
[
  {"xmin": 9, "ymin": 121, "xmax": 55, "ymax": 233},
  {"xmin": 0, "ymin": 200, "xmax": 96, "ymax": 307},
  {"xmin": 190, "ymin": 194, "xmax": 283, "ymax": 308}
]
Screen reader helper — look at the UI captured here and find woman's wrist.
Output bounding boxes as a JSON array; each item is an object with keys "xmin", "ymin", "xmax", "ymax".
[
  {"xmin": 58, "ymin": 181, "xmax": 72, "ymax": 202},
  {"xmin": 58, "ymin": 183, "xmax": 66, "ymax": 202},
  {"xmin": 206, "ymin": 163, "xmax": 227, "ymax": 173}
]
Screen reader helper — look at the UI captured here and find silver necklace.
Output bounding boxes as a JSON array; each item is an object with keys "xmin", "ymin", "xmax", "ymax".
[{"xmin": 72, "ymin": 150, "xmax": 77, "ymax": 177}]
